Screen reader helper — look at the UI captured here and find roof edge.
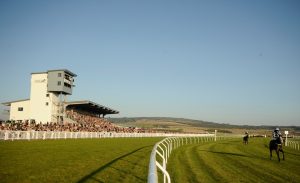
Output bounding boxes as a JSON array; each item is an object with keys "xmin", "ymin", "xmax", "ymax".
[
  {"xmin": 31, "ymin": 69, "xmax": 77, "ymax": 77},
  {"xmin": 2, "ymin": 99, "xmax": 30, "ymax": 106},
  {"xmin": 65, "ymin": 100, "xmax": 119, "ymax": 114},
  {"xmin": 48, "ymin": 69, "xmax": 77, "ymax": 77}
]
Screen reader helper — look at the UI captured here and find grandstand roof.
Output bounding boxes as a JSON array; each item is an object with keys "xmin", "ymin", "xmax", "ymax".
[
  {"xmin": 31, "ymin": 69, "xmax": 77, "ymax": 77},
  {"xmin": 65, "ymin": 100, "xmax": 119, "ymax": 115},
  {"xmin": 2, "ymin": 99, "xmax": 30, "ymax": 106}
]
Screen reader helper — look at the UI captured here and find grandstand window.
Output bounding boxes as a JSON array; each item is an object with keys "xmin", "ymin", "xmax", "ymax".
[
  {"xmin": 64, "ymin": 82, "xmax": 71, "ymax": 88},
  {"xmin": 46, "ymin": 102, "xmax": 49, "ymax": 106},
  {"xmin": 46, "ymin": 94, "xmax": 49, "ymax": 97},
  {"xmin": 58, "ymin": 81, "xmax": 61, "ymax": 86},
  {"xmin": 58, "ymin": 73, "xmax": 62, "ymax": 77},
  {"xmin": 18, "ymin": 107, "xmax": 23, "ymax": 111}
]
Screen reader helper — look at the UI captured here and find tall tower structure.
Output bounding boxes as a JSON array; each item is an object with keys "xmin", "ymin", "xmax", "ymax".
[
  {"xmin": 3, "ymin": 69, "xmax": 119, "ymax": 124},
  {"xmin": 30, "ymin": 69, "xmax": 76, "ymax": 123}
]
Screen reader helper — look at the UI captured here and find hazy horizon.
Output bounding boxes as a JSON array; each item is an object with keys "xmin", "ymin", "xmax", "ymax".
[{"xmin": 1, "ymin": 0, "xmax": 299, "ymax": 126}]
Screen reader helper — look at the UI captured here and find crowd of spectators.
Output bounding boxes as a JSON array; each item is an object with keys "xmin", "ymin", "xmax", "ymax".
[{"xmin": 0, "ymin": 109, "xmax": 148, "ymax": 133}]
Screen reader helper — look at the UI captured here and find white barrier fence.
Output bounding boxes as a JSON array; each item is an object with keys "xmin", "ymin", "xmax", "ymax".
[
  {"xmin": 286, "ymin": 140, "xmax": 300, "ymax": 150},
  {"xmin": 147, "ymin": 134, "xmax": 233, "ymax": 183},
  {"xmin": 0, "ymin": 130, "xmax": 215, "ymax": 141}
]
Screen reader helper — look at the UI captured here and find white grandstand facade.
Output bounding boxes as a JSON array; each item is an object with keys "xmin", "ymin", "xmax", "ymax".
[{"xmin": 2, "ymin": 69, "xmax": 118, "ymax": 124}]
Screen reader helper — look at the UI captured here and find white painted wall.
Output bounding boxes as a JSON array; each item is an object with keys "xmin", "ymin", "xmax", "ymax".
[
  {"xmin": 10, "ymin": 100, "xmax": 30, "ymax": 121},
  {"xmin": 30, "ymin": 73, "xmax": 52, "ymax": 123},
  {"xmin": 8, "ymin": 71, "xmax": 71, "ymax": 123}
]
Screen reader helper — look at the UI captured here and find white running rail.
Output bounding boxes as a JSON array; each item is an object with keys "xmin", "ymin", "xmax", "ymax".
[
  {"xmin": 148, "ymin": 134, "xmax": 227, "ymax": 183},
  {"xmin": 286, "ymin": 140, "xmax": 300, "ymax": 150},
  {"xmin": 0, "ymin": 130, "xmax": 216, "ymax": 141},
  {"xmin": 0, "ymin": 130, "xmax": 173, "ymax": 140}
]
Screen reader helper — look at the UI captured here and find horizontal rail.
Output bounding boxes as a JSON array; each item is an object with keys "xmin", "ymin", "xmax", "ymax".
[{"xmin": 0, "ymin": 130, "xmax": 215, "ymax": 141}]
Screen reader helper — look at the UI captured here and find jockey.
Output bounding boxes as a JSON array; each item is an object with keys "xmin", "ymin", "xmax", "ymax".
[{"xmin": 272, "ymin": 127, "xmax": 282, "ymax": 144}]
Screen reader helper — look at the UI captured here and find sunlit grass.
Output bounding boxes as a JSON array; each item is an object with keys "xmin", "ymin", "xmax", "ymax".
[
  {"xmin": 0, "ymin": 138, "xmax": 162, "ymax": 183},
  {"xmin": 167, "ymin": 138, "xmax": 300, "ymax": 183}
]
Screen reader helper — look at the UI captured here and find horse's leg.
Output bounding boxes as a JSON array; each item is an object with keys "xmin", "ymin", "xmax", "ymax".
[
  {"xmin": 276, "ymin": 148, "xmax": 280, "ymax": 162},
  {"xmin": 270, "ymin": 148, "xmax": 272, "ymax": 160},
  {"xmin": 280, "ymin": 148, "xmax": 285, "ymax": 160}
]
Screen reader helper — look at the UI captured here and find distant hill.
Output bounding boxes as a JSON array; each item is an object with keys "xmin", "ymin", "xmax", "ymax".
[{"xmin": 109, "ymin": 117, "xmax": 300, "ymax": 134}]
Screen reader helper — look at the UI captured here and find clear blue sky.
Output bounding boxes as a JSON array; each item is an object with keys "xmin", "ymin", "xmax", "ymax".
[{"xmin": 0, "ymin": 0, "xmax": 299, "ymax": 126}]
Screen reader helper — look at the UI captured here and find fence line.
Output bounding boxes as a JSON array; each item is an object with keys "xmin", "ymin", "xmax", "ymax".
[
  {"xmin": 148, "ymin": 133, "xmax": 233, "ymax": 183},
  {"xmin": 148, "ymin": 135, "xmax": 300, "ymax": 183},
  {"xmin": 286, "ymin": 140, "xmax": 300, "ymax": 150},
  {"xmin": 0, "ymin": 130, "xmax": 216, "ymax": 141}
]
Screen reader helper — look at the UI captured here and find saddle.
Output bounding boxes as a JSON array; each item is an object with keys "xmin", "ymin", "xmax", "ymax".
[{"xmin": 274, "ymin": 137, "xmax": 283, "ymax": 145}]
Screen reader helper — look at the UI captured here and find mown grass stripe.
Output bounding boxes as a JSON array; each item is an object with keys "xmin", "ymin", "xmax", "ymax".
[{"xmin": 167, "ymin": 138, "xmax": 300, "ymax": 183}]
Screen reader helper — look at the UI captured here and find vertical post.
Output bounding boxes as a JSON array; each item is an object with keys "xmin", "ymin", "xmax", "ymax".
[
  {"xmin": 27, "ymin": 131, "xmax": 30, "ymax": 141},
  {"xmin": 215, "ymin": 130, "xmax": 217, "ymax": 142},
  {"xmin": 17, "ymin": 131, "xmax": 20, "ymax": 140},
  {"xmin": 284, "ymin": 131, "xmax": 288, "ymax": 146},
  {"xmin": 4, "ymin": 131, "xmax": 9, "ymax": 140},
  {"xmin": 285, "ymin": 134, "xmax": 287, "ymax": 146}
]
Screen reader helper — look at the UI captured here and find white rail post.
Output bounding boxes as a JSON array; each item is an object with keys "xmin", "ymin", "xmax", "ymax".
[
  {"xmin": 215, "ymin": 130, "xmax": 217, "ymax": 141},
  {"xmin": 16, "ymin": 131, "xmax": 20, "ymax": 140},
  {"xmin": 284, "ymin": 131, "xmax": 288, "ymax": 146},
  {"xmin": 158, "ymin": 145, "xmax": 165, "ymax": 167},
  {"xmin": 156, "ymin": 149, "xmax": 167, "ymax": 183},
  {"xmin": 27, "ymin": 131, "xmax": 30, "ymax": 140},
  {"xmin": 163, "ymin": 139, "xmax": 169, "ymax": 162},
  {"xmin": 4, "ymin": 131, "xmax": 8, "ymax": 140},
  {"xmin": 165, "ymin": 140, "xmax": 170, "ymax": 160},
  {"xmin": 161, "ymin": 142, "xmax": 168, "ymax": 163},
  {"xmin": 166, "ymin": 138, "xmax": 172, "ymax": 154},
  {"xmin": 156, "ymin": 161, "xmax": 171, "ymax": 183}
]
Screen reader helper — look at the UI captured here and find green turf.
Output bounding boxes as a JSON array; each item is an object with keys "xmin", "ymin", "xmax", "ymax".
[
  {"xmin": 167, "ymin": 138, "xmax": 300, "ymax": 183},
  {"xmin": 0, "ymin": 138, "xmax": 162, "ymax": 183}
]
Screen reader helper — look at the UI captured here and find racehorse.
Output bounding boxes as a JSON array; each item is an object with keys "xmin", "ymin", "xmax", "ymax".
[
  {"xmin": 243, "ymin": 134, "xmax": 249, "ymax": 144},
  {"xmin": 269, "ymin": 136, "xmax": 284, "ymax": 162}
]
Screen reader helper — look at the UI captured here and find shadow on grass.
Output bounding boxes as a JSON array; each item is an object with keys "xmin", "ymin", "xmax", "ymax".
[
  {"xmin": 198, "ymin": 150, "xmax": 249, "ymax": 157},
  {"xmin": 285, "ymin": 151, "xmax": 300, "ymax": 157},
  {"xmin": 77, "ymin": 145, "xmax": 151, "ymax": 183},
  {"xmin": 198, "ymin": 149, "xmax": 269, "ymax": 160}
]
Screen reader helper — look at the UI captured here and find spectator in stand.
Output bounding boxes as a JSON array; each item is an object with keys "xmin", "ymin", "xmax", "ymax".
[{"xmin": 0, "ymin": 109, "xmax": 149, "ymax": 133}]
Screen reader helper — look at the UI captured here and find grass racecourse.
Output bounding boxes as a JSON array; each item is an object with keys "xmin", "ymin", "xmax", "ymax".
[
  {"xmin": 0, "ymin": 138, "xmax": 162, "ymax": 183},
  {"xmin": 1, "ymin": 137, "xmax": 300, "ymax": 183},
  {"xmin": 167, "ymin": 138, "xmax": 300, "ymax": 183}
]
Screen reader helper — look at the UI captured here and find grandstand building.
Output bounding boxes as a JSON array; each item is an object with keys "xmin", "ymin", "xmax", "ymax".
[{"xmin": 2, "ymin": 69, "xmax": 119, "ymax": 124}]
